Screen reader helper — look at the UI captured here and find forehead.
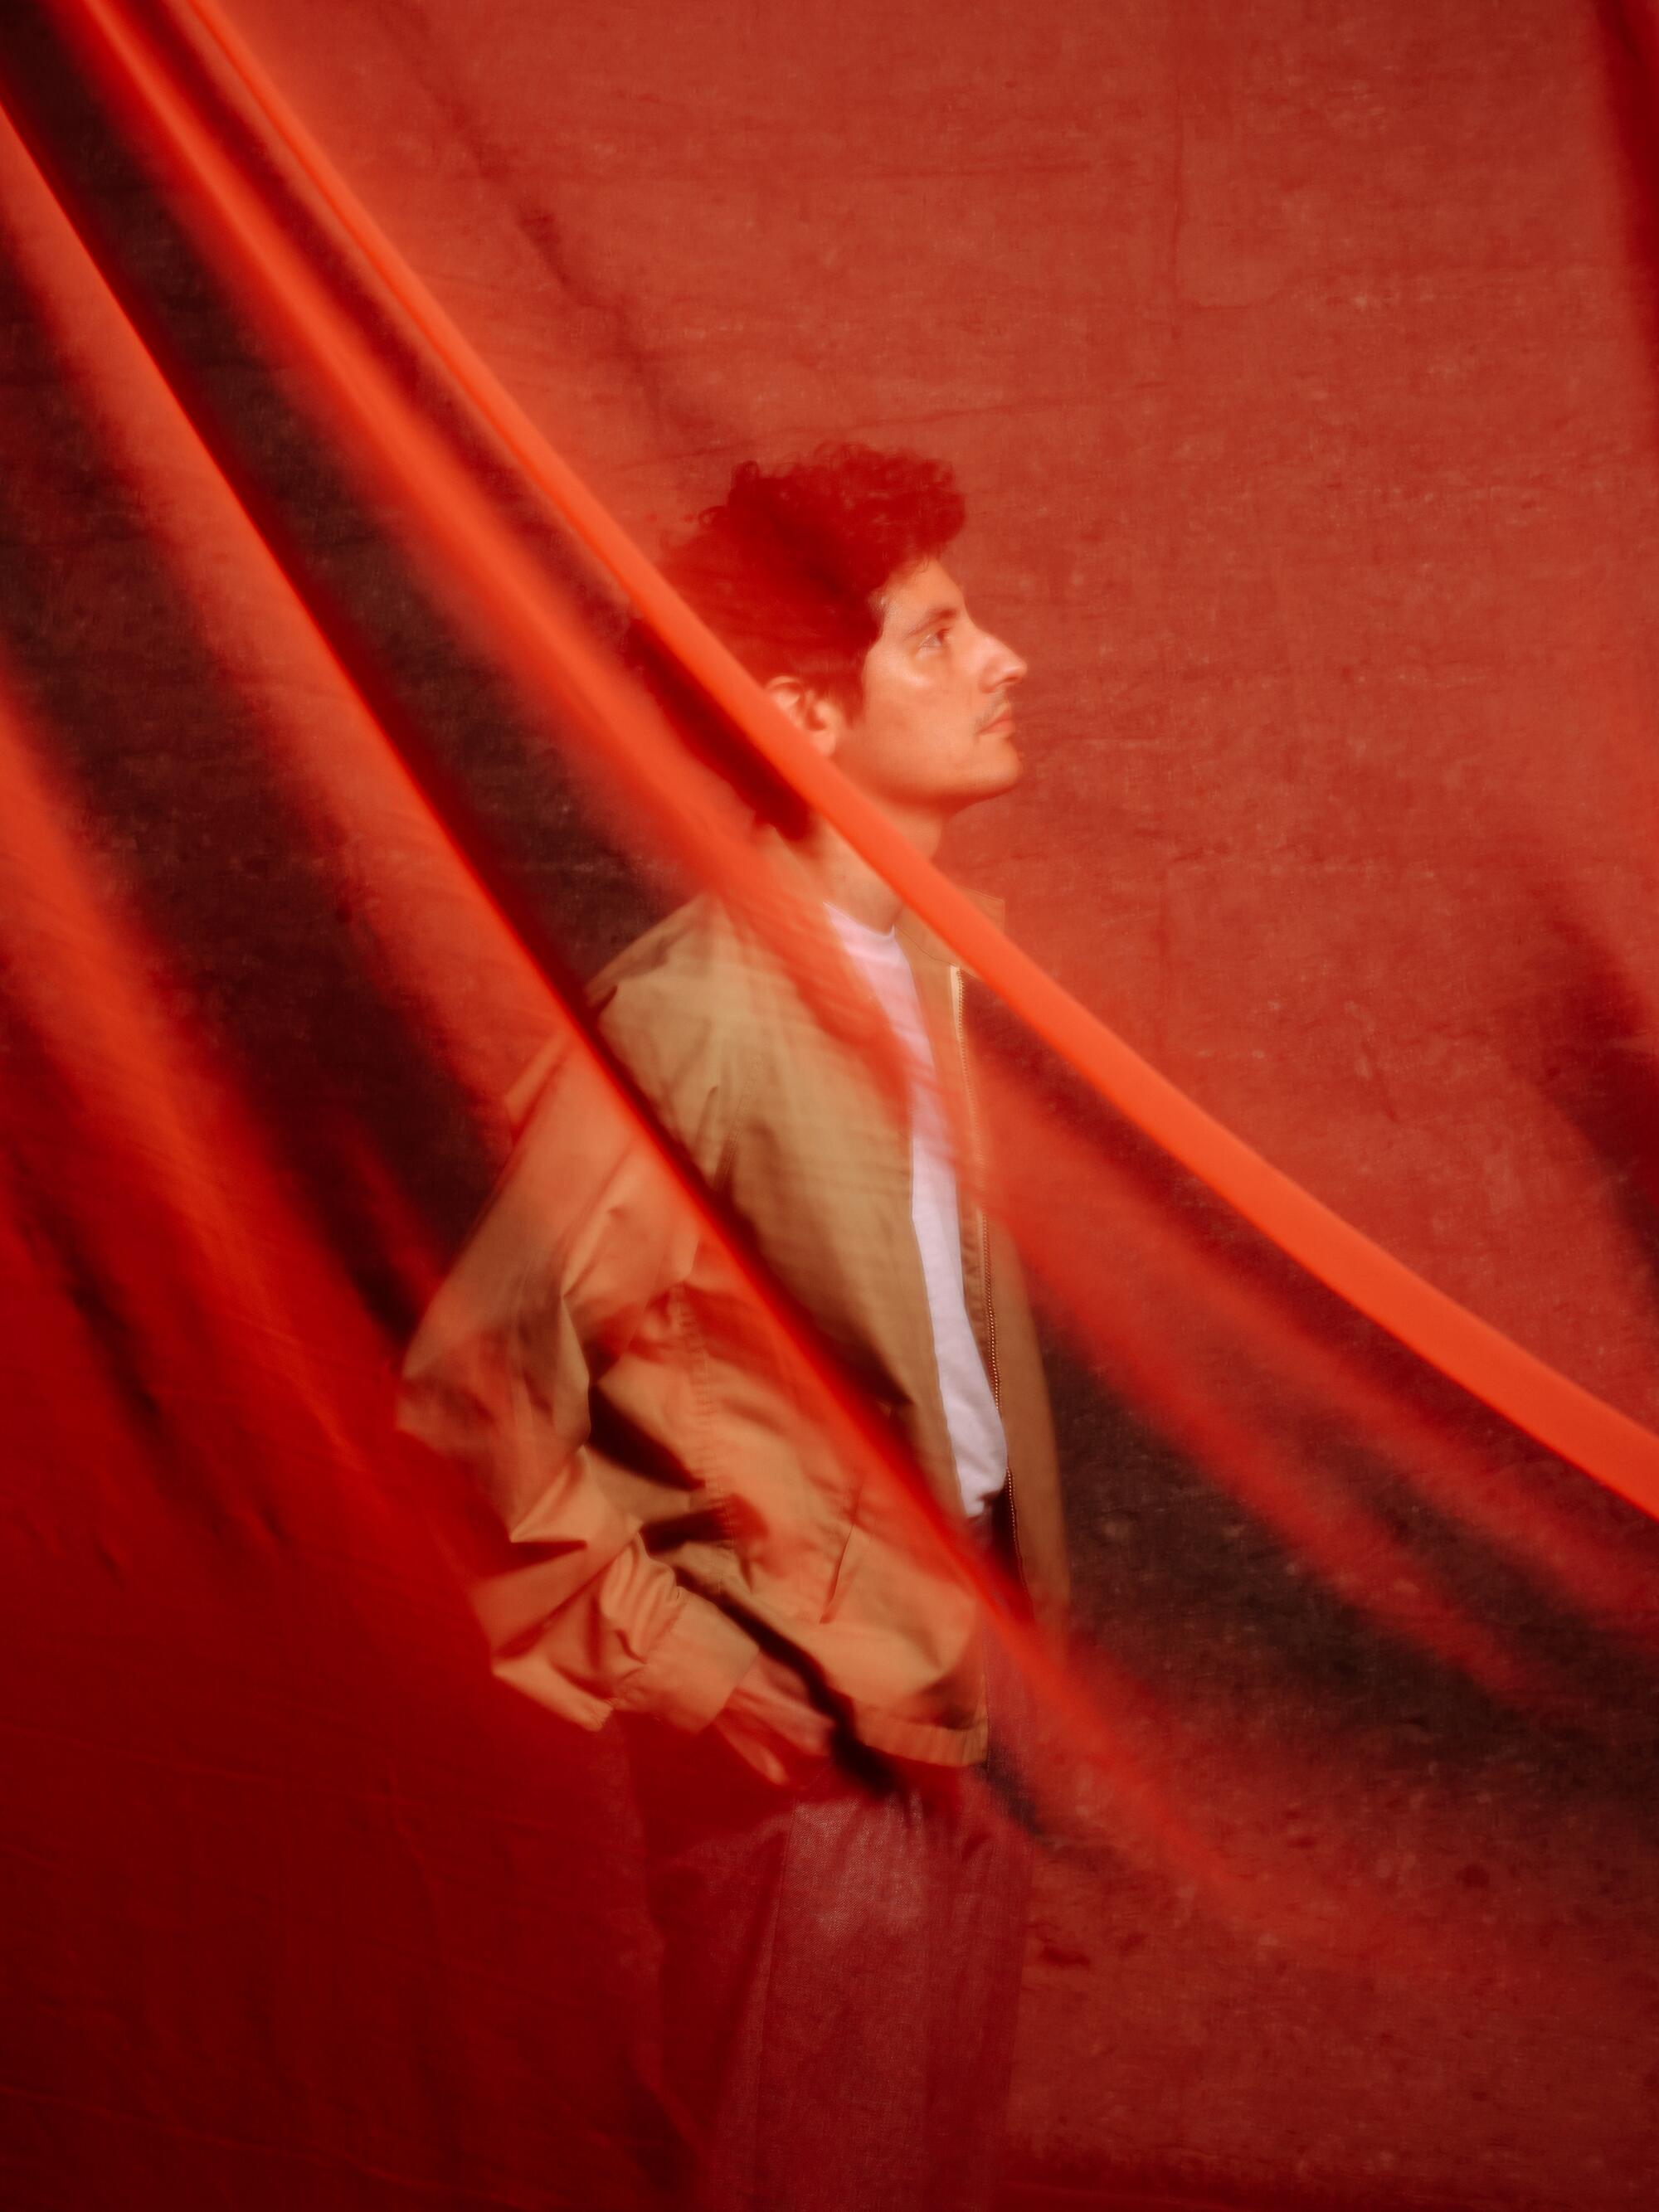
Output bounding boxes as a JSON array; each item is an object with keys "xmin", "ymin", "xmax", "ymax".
[{"xmin": 875, "ymin": 557, "xmax": 963, "ymax": 636}]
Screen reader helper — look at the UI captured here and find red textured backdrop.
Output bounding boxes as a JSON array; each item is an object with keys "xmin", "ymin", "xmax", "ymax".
[{"xmin": 7, "ymin": 2, "xmax": 1659, "ymax": 2205}]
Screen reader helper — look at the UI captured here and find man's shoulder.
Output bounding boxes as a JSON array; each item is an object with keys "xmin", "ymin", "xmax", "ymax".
[
  {"xmin": 587, "ymin": 893, "xmax": 766, "ymax": 1039},
  {"xmin": 503, "ymin": 896, "xmax": 781, "ymax": 1137},
  {"xmin": 589, "ymin": 896, "xmax": 777, "ymax": 1155}
]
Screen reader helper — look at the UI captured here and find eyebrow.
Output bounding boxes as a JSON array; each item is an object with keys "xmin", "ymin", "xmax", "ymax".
[{"xmin": 901, "ymin": 602, "xmax": 959, "ymax": 639}]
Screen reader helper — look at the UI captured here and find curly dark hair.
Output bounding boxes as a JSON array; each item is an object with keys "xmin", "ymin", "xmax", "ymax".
[
  {"xmin": 659, "ymin": 442, "xmax": 966, "ymax": 704},
  {"xmin": 627, "ymin": 443, "xmax": 966, "ymax": 830}
]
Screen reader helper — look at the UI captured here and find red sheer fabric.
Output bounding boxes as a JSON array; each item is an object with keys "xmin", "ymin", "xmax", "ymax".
[{"xmin": 6, "ymin": 2, "xmax": 1659, "ymax": 2205}]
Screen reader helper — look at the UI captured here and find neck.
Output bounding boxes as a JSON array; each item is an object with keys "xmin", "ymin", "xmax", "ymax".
[{"xmin": 789, "ymin": 809, "xmax": 944, "ymax": 932}]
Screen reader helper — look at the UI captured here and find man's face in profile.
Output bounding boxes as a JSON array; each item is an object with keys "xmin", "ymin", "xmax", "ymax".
[{"xmin": 830, "ymin": 558, "xmax": 1029, "ymax": 827}]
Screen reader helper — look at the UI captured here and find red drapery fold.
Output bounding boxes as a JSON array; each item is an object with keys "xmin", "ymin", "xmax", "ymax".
[{"xmin": 7, "ymin": 2, "xmax": 1659, "ymax": 2205}]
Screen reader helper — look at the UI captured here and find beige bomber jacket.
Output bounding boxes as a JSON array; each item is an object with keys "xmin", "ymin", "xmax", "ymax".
[{"xmin": 399, "ymin": 848, "xmax": 1069, "ymax": 1767}]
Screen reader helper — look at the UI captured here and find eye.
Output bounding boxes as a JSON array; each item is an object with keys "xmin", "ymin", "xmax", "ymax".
[{"xmin": 917, "ymin": 626, "xmax": 947, "ymax": 654}]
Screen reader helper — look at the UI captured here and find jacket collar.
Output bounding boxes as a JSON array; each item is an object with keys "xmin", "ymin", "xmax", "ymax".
[{"xmin": 752, "ymin": 823, "xmax": 1003, "ymax": 978}]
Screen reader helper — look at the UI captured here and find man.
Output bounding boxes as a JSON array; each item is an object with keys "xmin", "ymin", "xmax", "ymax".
[{"xmin": 400, "ymin": 444, "xmax": 1068, "ymax": 2210}]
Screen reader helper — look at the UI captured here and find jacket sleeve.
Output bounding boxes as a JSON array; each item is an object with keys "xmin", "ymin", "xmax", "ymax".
[{"xmin": 397, "ymin": 1029, "xmax": 761, "ymax": 1733}]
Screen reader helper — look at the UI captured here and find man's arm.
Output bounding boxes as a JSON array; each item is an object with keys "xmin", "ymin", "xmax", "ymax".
[{"xmin": 397, "ymin": 1031, "xmax": 761, "ymax": 1736}]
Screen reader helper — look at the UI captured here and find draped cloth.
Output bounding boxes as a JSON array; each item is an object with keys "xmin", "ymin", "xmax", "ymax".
[{"xmin": 7, "ymin": 2, "xmax": 1659, "ymax": 2205}]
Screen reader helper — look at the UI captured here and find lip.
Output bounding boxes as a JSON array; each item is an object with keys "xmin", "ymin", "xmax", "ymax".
[{"xmin": 979, "ymin": 712, "xmax": 1016, "ymax": 737}]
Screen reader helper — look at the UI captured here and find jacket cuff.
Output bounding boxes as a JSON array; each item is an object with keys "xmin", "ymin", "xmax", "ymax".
[{"xmin": 621, "ymin": 1590, "xmax": 761, "ymax": 1733}]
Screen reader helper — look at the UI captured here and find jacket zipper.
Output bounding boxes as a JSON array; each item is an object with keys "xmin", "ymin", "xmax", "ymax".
[{"xmin": 951, "ymin": 964, "xmax": 1024, "ymax": 1582}]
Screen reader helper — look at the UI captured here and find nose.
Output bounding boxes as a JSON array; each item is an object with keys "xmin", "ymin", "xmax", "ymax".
[{"xmin": 980, "ymin": 626, "xmax": 1028, "ymax": 693}]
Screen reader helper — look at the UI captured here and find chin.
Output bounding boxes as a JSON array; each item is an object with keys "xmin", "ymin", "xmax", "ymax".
[
  {"xmin": 976, "ymin": 741, "xmax": 1024, "ymax": 796},
  {"xmin": 938, "ymin": 757, "xmax": 1021, "ymax": 822}
]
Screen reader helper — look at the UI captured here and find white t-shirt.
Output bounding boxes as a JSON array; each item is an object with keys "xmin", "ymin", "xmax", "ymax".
[{"xmin": 825, "ymin": 906, "xmax": 1008, "ymax": 1519}]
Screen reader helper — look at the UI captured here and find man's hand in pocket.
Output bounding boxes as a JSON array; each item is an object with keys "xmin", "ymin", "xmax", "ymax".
[{"xmin": 712, "ymin": 1648, "xmax": 836, "ymax": 1787}]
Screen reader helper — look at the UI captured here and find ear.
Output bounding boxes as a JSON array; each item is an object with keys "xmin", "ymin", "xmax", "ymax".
[{"xmin": 765, "ymin": 675, "xmax": 844, "ymax": 760}]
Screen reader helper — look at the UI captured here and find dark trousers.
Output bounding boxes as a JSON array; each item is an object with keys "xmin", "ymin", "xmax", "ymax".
[{"xmin": 627, "ymin": 1645, "xmax": 1033, "ymax": 2212}]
